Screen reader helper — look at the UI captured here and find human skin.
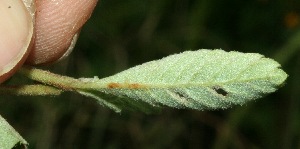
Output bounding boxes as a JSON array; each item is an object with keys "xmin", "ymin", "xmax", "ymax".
[{"xmin": 0, "ymin": 0, "xmax": 98, "ymax": 83}]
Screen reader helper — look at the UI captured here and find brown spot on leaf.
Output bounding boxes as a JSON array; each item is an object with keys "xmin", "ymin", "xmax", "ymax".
[
  {"xmin": 107, "ymin": 83, "xmax": 121, "ymax": 88},
  {"xmin": 107, "ymin": 83, "xmax": 145, "ymax": 89},
  {"xmin": 128, "ymin": 83, "xmax": 143, "ymax": 89},
  {"xmin": 212, "ymin": 86, "xmax": 228, "ymax": 96}
]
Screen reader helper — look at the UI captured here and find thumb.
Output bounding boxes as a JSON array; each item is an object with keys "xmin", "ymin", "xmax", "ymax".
[{"xmin": 0, "ymin": 0, "xmax": 34, "ymax": 83}]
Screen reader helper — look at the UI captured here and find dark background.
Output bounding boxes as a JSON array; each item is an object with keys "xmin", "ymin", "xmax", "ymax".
[{"xmin": 1, "ymin": 0, "xmax": 300, "ymax": 148}]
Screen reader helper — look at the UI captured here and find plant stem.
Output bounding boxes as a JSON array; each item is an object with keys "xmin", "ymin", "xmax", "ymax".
[
  {"xmin": 18, "ymin": 66, "xmax": 106, "ymax": 91},
  {"xmin": 0, "ymin": 85, "xmax": 62, "ymax": 96}
]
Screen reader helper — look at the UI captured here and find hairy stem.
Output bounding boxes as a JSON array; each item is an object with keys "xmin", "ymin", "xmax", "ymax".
[
  {"xmin": 18, "ymin": 66, "xmax": 106, "ymax": 91},
  {"xmin": 0, "ymin": 85, "xmax": 62, "ymax": 96}
]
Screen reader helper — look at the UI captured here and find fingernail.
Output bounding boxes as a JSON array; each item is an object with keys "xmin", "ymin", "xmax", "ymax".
[
  {"xmin": 56, "ymin": 32, "xmax": 80, "ymax": 63},
  {"xmin": 0, "ymin": 0, "xmax": 34, "ymax": 83}
]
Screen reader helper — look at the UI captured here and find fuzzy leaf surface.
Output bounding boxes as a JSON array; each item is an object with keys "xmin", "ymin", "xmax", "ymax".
[{"xmin": 85, "ymin": 49, "xmax": 287, "ymax": 112}]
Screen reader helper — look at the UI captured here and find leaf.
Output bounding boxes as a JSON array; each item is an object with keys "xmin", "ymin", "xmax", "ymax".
[
  {"xmin": 17, "ymin": 49, "xmax": 287, "ymax": 113},
  {"xmin": 80, "ymin": 49, "xmax": 287, "ymax": 112},
  {"xmin": 0, "ymin": 115, "xmax": 27, "ymax": 149}
]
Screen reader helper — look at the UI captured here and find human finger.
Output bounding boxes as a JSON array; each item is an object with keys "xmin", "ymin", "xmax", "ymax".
[
  {"xmin": 0, "ymin": 0, "xmax": 34, "ymax": 83},
  {"xmin": 26, "ymin": 0, "xmax": 98, "ymax": 65}
]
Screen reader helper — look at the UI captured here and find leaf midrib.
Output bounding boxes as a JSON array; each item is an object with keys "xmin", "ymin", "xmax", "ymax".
[{"xmin": 97, "ymin": 75, "xmax": 280, "ymax": 89}]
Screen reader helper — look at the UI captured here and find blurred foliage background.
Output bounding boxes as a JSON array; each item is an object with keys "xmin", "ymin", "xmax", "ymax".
[{"xmin": 1, "ymin": 0, "xmax": 300, "ymax": 148}]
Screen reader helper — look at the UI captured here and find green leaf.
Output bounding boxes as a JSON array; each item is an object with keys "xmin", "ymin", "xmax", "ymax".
[
  {"xmin": 81, "ymin": 49, "xmax": 287, "ymax": 112},
  {"xmin": 17, "ymin": 49, "xmax": 288, "ymax": 113},
  {"xmin": 0, "ymin": 115, "xmax": 27, "ymax": 149}
]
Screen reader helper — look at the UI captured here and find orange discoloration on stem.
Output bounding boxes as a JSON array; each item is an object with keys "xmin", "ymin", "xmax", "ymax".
[
  {"xmin": 129, "ymin": 83, "xmax": 142, "ymax": 89},
  {"xmin": 107, "ymin": 83, "xmax": 121, "ymax": 88},
  {"xmin": 107, "ymin": 83, "xmax": 146, "ymax": 89}
]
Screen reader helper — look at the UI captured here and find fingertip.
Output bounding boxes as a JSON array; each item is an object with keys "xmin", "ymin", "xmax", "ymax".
[{"xmin": 26, "ymin": 0, "xmax": 98, "ymax": 65}]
